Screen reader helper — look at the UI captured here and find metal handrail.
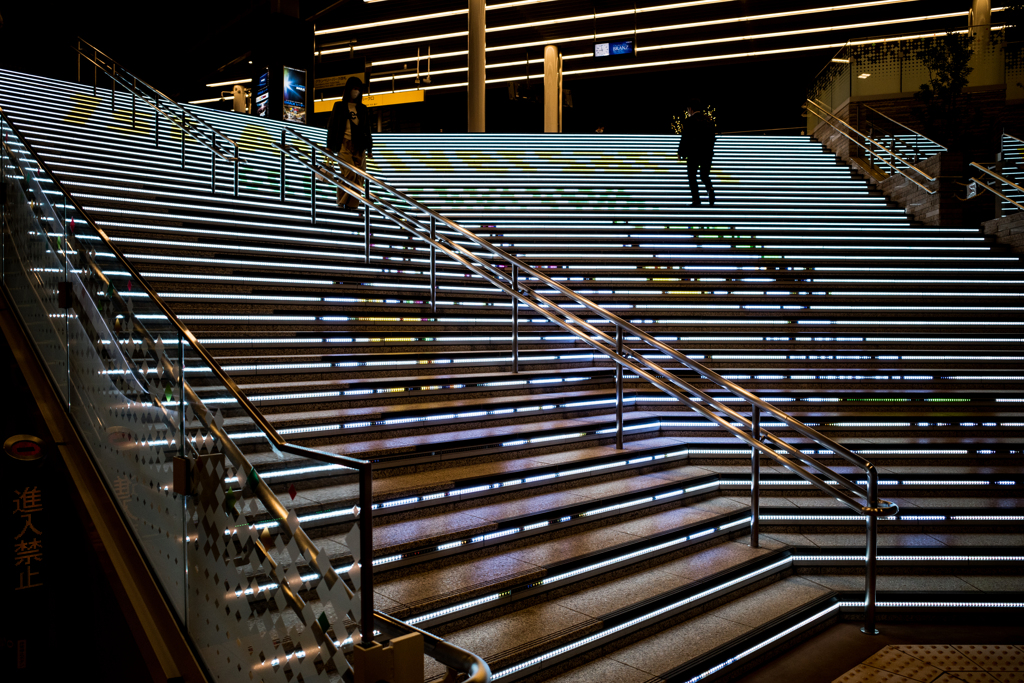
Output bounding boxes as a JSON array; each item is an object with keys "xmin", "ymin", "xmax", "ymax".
[
  {"xmin": 970, "ymin": 162, "xmax": 1024, "ymax": 212},
  {"xmin": 73, "ymin": 38, "xmax": 241, "ymax": 194},
  {"xmin": 77, "ymin": 37, "xmax": 239, "ymax": 163},
  {"xmin": 808, "ymin": 99, "xmax": 937, "ymax": 182},
  {"xmin": 376, "ymin": 612, "xmax": 491, "ymax": 683},
  {"xmin": 276, "ymin": 125, "xmax": 897, "ymax": 632},
  {"xmin": 0, "ymin": 105, "xmax": 398, "ymax": 667},
  {"xmin": 862, "ymin": 104, "xmax": 947, "ymax": 152},
  {"xmin": 806, "ymin": 99, "xmax": 937, "ymax": 195},
  {"xmin": 1004, "ymin": 131, "xmax": 1024, "ymax": 148}
]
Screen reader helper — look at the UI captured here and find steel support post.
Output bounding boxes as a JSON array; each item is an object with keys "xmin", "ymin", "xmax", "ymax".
[
  {"xmin": 750, "ymin": 405, "xmax": 761, "ymax": 548},
  {"xmin": 181, "ymin": 117, "xmax": 187, "ymax": 170},
  {"xmin": 359, "ymin": 464, "xmax": 375, "ymax": 646},
  {"xmin": 278, "ymin": 129, "xmax": 286, "ymax": 201},
  {"xmin": 512, "ymin": 265, "xmax": 519, "ymax": 373},
  {"xmin": 233, "ymin": 158, "xmax": 239, "ymax": 197},
  {"xmin": 615, "ymin": 326, "xmax": 624, "ymax": 449},
  {"xmin": 132, "ymin": 78, "xmax": 137, "ymax": 128},
  {"xmin": 429, "ymin": 214, "xmax": 437, "ymax": 314},
  {"xmin": 155, "ymin": 112, "xmax": 159, "ymax": 148},
  {"xmin": 111, "ymin": 63, "xmax": 116, "ymax": 112},
  {"xmin": 210, "ymin": 148, "xmax": 216, "ymax": 194},
  {"xmin": 311, "ymin": 148, "xmax": 317, "ymax": 224},
  {"xmin": 93, "ymin": 49, "xmax": 97, "ymax": 96},
  {"xmin": 862, "ymin": 469, "xmax": 879, "ymax": 635},
  {"xmin": 364, "ymin": 177, "xmax": 371, "ymax": 264}
]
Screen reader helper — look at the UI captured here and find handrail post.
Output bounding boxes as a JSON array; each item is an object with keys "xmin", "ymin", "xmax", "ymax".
[
  {"xmin": 280, "ymin": 130, "xmax": 286, "ymax": 202},
  {"xmin": 862, "ymin": 469, "xmax": 879, "ymax": 635},
  {"xmin": 233, "ymin": 157, "xmax": 239, "ymax": 197},
  {"xmin": 359, "ymin": 463, "xmax": 375, "ymax": 647},
  {"xmin": 364, "ymin": 174, "xmax": 371, "ymax": 264},
  {"xmin": 93, "ymin": 47, "xmax": 97, "ymax": 96},
  {"xmin": 750, "ymin": 404, "xmax": 761, "ymax": 549},
  {"xmin": 512, "ymin": 264, "xmax": 519, "ymax": 373},
  {"xmin": 155, "ymin": 110, "xmax": 159, "ymax": 148},
  {"xmin": 132, "ymin": 77, "xmax": 137, "ymax": 128},
  {"xmin": 77, "ymin": 40, "xmax": 81, "ymax": 84},
  {"xmin": 430, "ymin": 214, "xmax": 437, "ymax": 314},
  {"xmin": 181, "ymin": 115, "xmax": 187, "ymax": 170},
  {"xmin": 111, "ymin": 62, "xmax": 116, "ymax": 113},
  {"xmin": 210, "ymin": 148, "xmax": 216, "ymax": 194},
  {"xmin": 311, "ymin": 147, "xmax": 317, "ymax": 225},
  {"xmin": 615, "ymin": 326, "xmax": 624, "ymax": 449}
]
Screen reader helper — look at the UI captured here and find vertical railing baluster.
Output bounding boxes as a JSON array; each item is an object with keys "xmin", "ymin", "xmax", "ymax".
[
  {"xmin": 512, "ymin": 264, "xmax": 519, "ymax": 373},
  {"xmin": 210, "ymin": 147, "xmax": 216, "ymax": 194},
  {"xmin": 181, "ymin": 115, "xmax": 187, "ymax": 170},
  {"xmin": 279, "ymin": 130, "xmax": 286, "ymax": 202},
  {"xmin": 863, "ymin": 469, "xmax": 879, "ymax": 635},
  {"xmin": 93, "ymin": 48, "xmax": 97, "ymax": 97},
  {"xmin": 155, "ymin": 109, "xmax": 159, "ymax": 148},
  {"xmin": 132, "ymin": 77, "xmax": 137, "ymax": 128},
  {"xmin": 750, "ymin": 404, "xmax": 761, "ymax": 549},
  {"xmin": 111, "ymin": 62, "xmax": 116, "ymax": 113},
  {"xmin": 359, "ymin": 463, "xmax": 374, "ymax": 646},
  {"xmin": 233, "ymin": 157, "xmax": 239, "ymax": 197},
  {"xmin": 429, "ymin": 214, "xmax": 437, "ymax": 315},
  {"xmin": 615, "ymin": 326, "xmax": 623, "ymax": 449},
  {"xmin": 311, "ymin": 148, "xmax": 317, "ymax": 225},
  {"xmin": 364, "ymin": 176, "xmax": 371, "ymax": 264}
]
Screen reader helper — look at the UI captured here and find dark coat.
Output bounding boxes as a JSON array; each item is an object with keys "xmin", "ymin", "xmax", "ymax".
[
  {"xmin": 678, "ymin": 111, "xmax": 716, "ymax": 160},
  {"xmin": 327, "ymin": 77, "xmax": 373, "ymax": 154}
]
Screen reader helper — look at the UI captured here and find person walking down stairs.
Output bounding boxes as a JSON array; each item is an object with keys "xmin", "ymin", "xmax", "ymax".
[
  {"xmin": 327, "ymin": 76, "xmax": 374, "ymax": 212},
  {"xmin": 678, "ymin": 98, "xmax": 716, "ymax": 206}
]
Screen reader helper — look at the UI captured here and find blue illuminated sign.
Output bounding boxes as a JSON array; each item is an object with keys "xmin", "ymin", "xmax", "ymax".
[{"xmin": 594, "ymin": 40, "xmax": 634, "ymax": 58}]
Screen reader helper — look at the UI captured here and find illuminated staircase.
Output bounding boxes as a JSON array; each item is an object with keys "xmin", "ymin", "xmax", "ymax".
[{"xmin": 1, "ymin": 68, "xmax": 1021, "ymax": 683}]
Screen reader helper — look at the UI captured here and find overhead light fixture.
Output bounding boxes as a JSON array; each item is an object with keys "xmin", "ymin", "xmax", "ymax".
[
  {"xmin": 858, "ymin": 73, "xmax": 871, "ymax": 78},
  {"xmin": 206, "ymin": 78, "xmax": 252, "ymax": 88},
  {"xmin": 832, "ymin": 58, "xmax": 851, "ymax": 63},
  {"xmin": 324, "ymin": 0, "xmax": 934, "ymax": 56}
]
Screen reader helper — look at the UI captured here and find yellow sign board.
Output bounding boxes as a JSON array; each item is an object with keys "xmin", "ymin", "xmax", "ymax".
[{"xmin": 313, "ymin": 90, "xmax": 425, "ymax": 113}]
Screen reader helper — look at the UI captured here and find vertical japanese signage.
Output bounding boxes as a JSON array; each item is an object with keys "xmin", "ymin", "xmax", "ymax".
[
  {"xmin": 6, "ymin": 434, "xmax": 45, "ymax": 674},
  {"xmin": 283, "ymin": 66, "xmax": 306, "ymax": 124}
]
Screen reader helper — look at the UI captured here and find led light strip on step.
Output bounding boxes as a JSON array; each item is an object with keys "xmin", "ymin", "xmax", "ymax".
[
  {"xmin": 404, "ymin": 517, "xmax": 747, "ymax": 625},
  {"xmin": 491, "ymin": 557, "xmax": 794, "ymax": 679}
]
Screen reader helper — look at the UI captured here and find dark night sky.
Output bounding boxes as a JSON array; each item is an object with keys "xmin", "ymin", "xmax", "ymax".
[{"xmin": 0, "ymin": 1, "xmax": 827, "ymax": 134}]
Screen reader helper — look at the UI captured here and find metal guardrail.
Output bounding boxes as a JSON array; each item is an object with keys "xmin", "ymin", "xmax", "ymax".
[
  {"xmin": 806, "ymin": 99, "xmax": 937, "ymax": 196},
  {"xmin": 275, "ymin": 126, "xmax": 899, "ymax": 634},
  {"xmin": 1, "ymin": 104, "xmax": 485, "ymax": 680},
  {"xmin": 862, "ymin": 104, "xmax": 947, "ymax": 153},
  {"xmin": 74, "ymin": 37, "xmax": 241, "ymax": 195},
  {"xmin": 970, "ymin": 162, "xmax": 1024, "ymax": 212}
]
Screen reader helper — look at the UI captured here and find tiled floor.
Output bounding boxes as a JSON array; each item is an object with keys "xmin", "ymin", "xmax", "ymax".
[{"xmin": 833, "ymin": 644, "xmax": 1024, "ymax": 682}]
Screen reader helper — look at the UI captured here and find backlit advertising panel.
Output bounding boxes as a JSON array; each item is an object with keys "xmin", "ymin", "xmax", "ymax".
[
  {"xmin": 283, "ymin": 66, "xmax": 306, "ymax": 124},
  {"xmin": 255, "ymin": 70, "xmax": 269, "ymax": 118}
]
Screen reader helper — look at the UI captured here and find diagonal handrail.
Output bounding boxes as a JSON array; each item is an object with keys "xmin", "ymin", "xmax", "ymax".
[
  {"xmin": 862, "ymin": 104, "xmax": 947, "ymax": 152},
  {"xmin": 278, "ymin": 127, "xmax": 888, "ymax": 504},
  {"xmin": 969, "ymin": 162, "xmax": 1024, "ymax": 212},
  {"xmin": 73, "ymin": 37, "xmax": 241, "ymax": 194},
  {"xmin": 806, "ymin": 99, "xmax": 937, "ymax": 195},
  {"xmin": 275, "ymin": 126, "xmax": 897, "ymax": 632},
  {"xmin": 0, "ymin": 106, "xmax": 485, "ymax": 674}
]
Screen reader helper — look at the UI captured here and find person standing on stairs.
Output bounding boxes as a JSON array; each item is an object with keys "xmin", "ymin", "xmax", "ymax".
[
  {"xmin": 327, "ymin": 77, "xmax": 373, "ymax": 212},
  {"xmin": 677, "ymin": 98, "xmax": 716, "ymax": 207}
]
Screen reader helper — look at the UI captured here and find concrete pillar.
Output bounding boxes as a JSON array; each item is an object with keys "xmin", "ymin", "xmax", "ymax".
[
  {"xmin": 544, "ymin": 45, "xmax": 561, "ymax": 133},
  {"xmin": 468, "ymin": 0, "xmax": 486, "ymax": 132},
  {"xmin": 970, "ymin": 0, "xmax": 999, "ymax": 86}
]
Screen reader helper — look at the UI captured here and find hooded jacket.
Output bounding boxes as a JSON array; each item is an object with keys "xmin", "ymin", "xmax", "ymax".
[
  {"xmin": 327, "ymin": 77, "xmax": 373, "ymax": 154},
  {"xmin": 677, "ymin": 110, "xmax": 716, "ymax": 160}
]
